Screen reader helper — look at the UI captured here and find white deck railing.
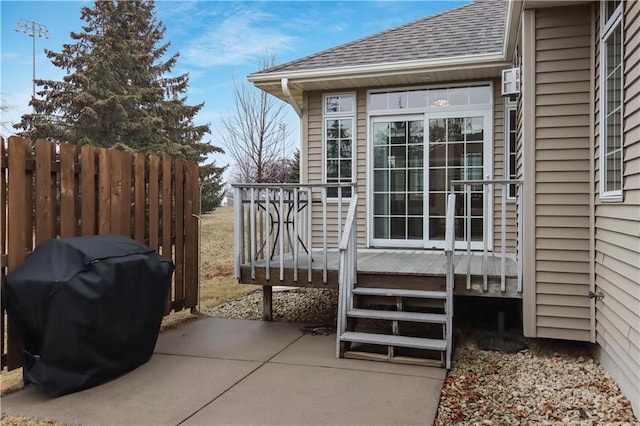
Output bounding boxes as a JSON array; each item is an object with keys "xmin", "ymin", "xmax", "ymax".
[
  {"xmin": 447, "ymin": 179, "xmax": 524, "ymax": 293},
  {"xmin": 336, "ymin": 193, "xmax": 358, "ymax": 357},
  {"xmin": 233, "ymin": 183, "xmax": 357, "ymax": 284}
]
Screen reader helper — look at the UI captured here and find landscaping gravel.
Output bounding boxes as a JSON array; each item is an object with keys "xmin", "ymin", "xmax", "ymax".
[{"xmin": 204, "ymin": 287, "xmax": 638, "ymax": 425}]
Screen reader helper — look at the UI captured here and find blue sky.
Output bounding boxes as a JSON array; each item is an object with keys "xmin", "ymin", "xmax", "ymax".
[{"xmin": 1, "ymin": 0, "xmax": 463, "ymax": 169}]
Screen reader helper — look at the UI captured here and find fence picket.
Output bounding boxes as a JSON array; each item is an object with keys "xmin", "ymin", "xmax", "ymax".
[
  {"xmin": 60, "ymin": 143, "xmax": 78, "ymax": 238},
  {"xmin": 98, "ymin": 149, "xmax": 111, "ymax": 234},
  {"xmin": 81, "ymin": 145, "xmax": 97, "ymax": 236},
  {"xmin": 120, "ymin": 152, "xmax": 132, "ymax": 238},
  {"xmin": 6, "ymin": 137, "xmax": 29, "ymax": 369},
  {"xmin": 134, "ymin": 153, "xmax": 146, "ymax": 243},
  {"xmin": 35, "ymin": 139, "xmax": 56, "ymax": 243},
  {"xmin": 148, "ymin": 155, "xmax": 160, "ymax": 251},
  {"xmin": 0, "ymin": 137, "xmax": 6, "ymax": 367},
  {"xmin": 174, "ymin": 159, "xmax": 185, "ymax": 310}
]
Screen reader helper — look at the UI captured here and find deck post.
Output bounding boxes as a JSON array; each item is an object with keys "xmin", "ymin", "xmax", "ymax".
[{"xmin": 263, "ymin": 286, "xmax": 273, "ymax": 321}]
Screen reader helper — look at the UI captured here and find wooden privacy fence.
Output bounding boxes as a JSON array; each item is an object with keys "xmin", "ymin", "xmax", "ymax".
[{"xmin": 0, "ymin": 136, "xmax": 200, "ymax": 370}]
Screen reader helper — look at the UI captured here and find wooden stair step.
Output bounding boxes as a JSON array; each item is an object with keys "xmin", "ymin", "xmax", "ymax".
[
  {"xmin": 347, "ymin": 308, "xmax": 447, "ymax": 324},
  {"xmin": 339, "ymin": 331, "xmax": 447, "ymax": 352},
  {"xmin": 352, "ymin": 287, "xmax": 447, "ymax": 299}
]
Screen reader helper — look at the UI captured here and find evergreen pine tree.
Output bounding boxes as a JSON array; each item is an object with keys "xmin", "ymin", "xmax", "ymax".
[{"xmin": 16, "ymin": 0, "xmax": 216, "ymax": 165}]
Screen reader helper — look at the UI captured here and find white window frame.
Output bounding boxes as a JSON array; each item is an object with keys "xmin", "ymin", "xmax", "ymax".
[
  {"xmin": 505, "ymin": 98, "xmax": 517, "ymax": 200},
  {"xmin": 323, "ymin": 93, "xmax": 356, "ymax": 199},
  {"xmin": 600, "ymin": 1, "xmax": 624, "ymax": 201}
]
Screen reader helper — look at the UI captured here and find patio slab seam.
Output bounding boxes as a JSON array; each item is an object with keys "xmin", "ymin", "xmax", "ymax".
[
  {"xmin": 175, "ymin": 332, "xmax": 306, "ymax": 426},
  {"xmin": 266, "ymin": 359, "xmax": 443, "ymax": 379}
]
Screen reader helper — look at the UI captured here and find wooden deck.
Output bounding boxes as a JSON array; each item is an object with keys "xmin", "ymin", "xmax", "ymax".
[{"xmin": 239, "ymin": 248, "xmax": 521, "ymax": 298}]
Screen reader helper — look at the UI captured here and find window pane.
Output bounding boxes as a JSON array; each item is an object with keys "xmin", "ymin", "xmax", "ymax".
[
  {"xmin": 390, "ymin": 122, "xmax": 406, "ymax": 143},
  {"xmin": 465, "ymin": 117, "xmax": 484, "ymax": 141},
  {"xmin": 448, "ymin": 87, "xmax": 467, "ymax": 106},
  {"xmin": 429, "ymin": 193, "xmax": 445, "ymax": 216},
  {"xmin": 390, "ymin": 194, "xmax": 406, "ymax": 215},
  {"xmin": 468, "ymin": 86, "xmax": 491, "ymax": 105},
  {"xmin": 408, "ymin": 120, "xmax": 424, "ymax": 144},
  {"xmin": 339, "ymin": 96, "xmax": 353, "ymax": 113},
  {"xmin": 326, "ymin": 140, "xmax": 338, "ymax": 158},
  {"xmin": 391, "ymin": 145, "xmax": 406, "ymax": 168},
  {"xmin": 408, "ymin": 145, "xmax": 424, "ymax": 167},
  {"xmin": 375, "ymin": 194, "xmax": 389, "ymax": 215},
  {"xmin": 326, "ymin": 120, "xmax": 340, "ymax": 138},
  {"xmin": 606, "ymin": 1, "xmax": 621, "ymax": 22},
  {"xmin": 428, "ymin": 89, "xmax": 448, "ymax": 107},
  {"xmin": 374, "ymin": 172, "xmax": 389, "ymax": 193},
  {"xmin": 390, "ymin": 217, "xmax": 406, "ymax": 239},
  {"xmin": 430, "ymin": 168, "xmax": 446, "ymax": 191},
  {"xmin": 374, "ymin": 146, "xmax": 388, "ymax": 168},
  {"xmin": 339, "ymin": 159, "xmax": 352, "ymax": 179},
  {"xmin": 389, "ymin": 92, "xmax": 407, "ymax": 109},
  {"xmin": 326, "ymin": 97, "xmax": 339, "ymax": 113},
  {"xmin": 408, "ymin": 193, "xmax": 423, "ymax": 215},
  {"xmin": 340, "ymin": 139, "xmax": 352, "ymax": 158},
  {"xmin": 374, "ymin": 217, "xmax": 389, "ymax": 239},
  {"xmin": 603, "ymin": 20, "xmax": 622, "ymax": 194},
  {"xmin": 370, "ymin": 93, "xmax": 388, "ymax": 111},
  {"xmin": 326, "ymin": 160, "xmax": 338, "ymax": 178},
  {"xmin": 407, "ymin": 169, "xmax": 423, "ymax": 191},
  {"xmin": 447, "ymin": 118, "xmax": 464, "ymax": 141},
  {"xmin": 408, "ymin": 90, "xmax": 427, "ymax": 108},
  {"xmin": 373, "ymin": 122, "xmax": 389, "ymax": 145},
  {"xmin": 429, "ymin": 119, "xmax": 446, "ymax": 142},
  {"xmin": 407, "ymin": 217, "xmax": 423, "ymax": 239},
  {"xmin": 429, "ymin": 217, "xmax": 445, "ymax": 240},
  {"xmin": 340, "ymin": 120, "xmax": 353, "ymax": 138},
  {"xmin": 391, "ymin": 170, "xmax": 406, "ymax": 192},
  {"xmin": 448, "ymin": 143, "xmax": 464, "ymax": 167}
]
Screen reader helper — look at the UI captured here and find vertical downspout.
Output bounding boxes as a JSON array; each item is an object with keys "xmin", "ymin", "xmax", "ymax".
[
  {"xmin": 522, "ymin": 8, "xmax": 537, "ymax": 338},
  {"xmin": 588, "ymin": 4, "xmax": 597, "ymax": 344}
]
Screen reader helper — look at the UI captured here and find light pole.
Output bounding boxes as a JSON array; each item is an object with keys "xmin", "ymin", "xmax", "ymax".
[{"xmin": 15, "ymin": 18, "xmax": 49, "ymax": 110}]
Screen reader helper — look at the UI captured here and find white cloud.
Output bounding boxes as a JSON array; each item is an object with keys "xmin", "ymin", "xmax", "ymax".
[{"xmin": 181, "ymin": 10, "xmax": 297, "ymax": 68}]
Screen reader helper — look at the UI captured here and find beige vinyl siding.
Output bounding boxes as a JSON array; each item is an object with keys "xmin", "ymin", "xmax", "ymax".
[
  {"xmin": 532, "ymin": 5, "xmax": 593, "ymax": 341},
  {"xmin": 493, "ymin": 82, "xmax": 517, "ymax": 252},
  {"xmin": 593, "ymin": 1, "xmax": 640, "ymax": 414},
  {"xmin": 307, "ymin": 89, "xmax": 367, "ymax": 248}
]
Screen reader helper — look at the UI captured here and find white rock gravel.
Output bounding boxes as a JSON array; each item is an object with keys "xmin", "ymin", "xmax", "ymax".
[{"xmin": 204, "ymin": 288, "xmax": 638, "ymax": 425}]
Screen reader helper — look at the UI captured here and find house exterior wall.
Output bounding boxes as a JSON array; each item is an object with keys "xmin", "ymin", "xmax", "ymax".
[
  {"xmin": 304, "ymin": 82, "xmax": 516, "ymax": 251},
  {"xmin": 523, "ymin": 4, "xmax": 593, "ymax": 341},
  {"xmin": 592, "ymin": 0, "xmax": 640, "ymax": 414}
]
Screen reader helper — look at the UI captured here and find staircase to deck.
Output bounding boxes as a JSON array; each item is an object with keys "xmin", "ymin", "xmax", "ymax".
[
  {"xmin": 339, "ymin": 284, "xmax": 451, "ymax": 367},
  {"xmin": 335, "ymin": 195, "xmax": 455, "ymax": 369}
]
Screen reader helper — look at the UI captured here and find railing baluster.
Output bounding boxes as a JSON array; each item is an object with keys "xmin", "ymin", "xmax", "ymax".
[
  {"xmin": 265, "ymin": 187, "xmax": 271, "ymax": 281},
  {"xmin": 293, "ymin": 187, "xmax": 299, "ymax": 282},
  {"xmin": 338, "ymin": 186, "xmax": 343, "ymax": 243},
  {"xmin": 279, "ymin": 188, "xmax": 284, "ymax": 281},
  {"xmin": 322, "ymin": 186, "xmax": 328, "ymax": 284},
  {"xmin": 466, "ymin": 184, "xmax": 471, "ymax": 290},
  {"xmin": 501, "ymin": 184, "xmax": 507, "ymax": 292},
  {"xmin": 250, "ymin": 188, "xmax": 256, "ymax": 280},
  {"xmin": 482, "ymin": 182, "xmax": 488, "ymax": 292},
  {"xmin": 307, "ymin": 187, "xmax": 313, "ymax": 283}
]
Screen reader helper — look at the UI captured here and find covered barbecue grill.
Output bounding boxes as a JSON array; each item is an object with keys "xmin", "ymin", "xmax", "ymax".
[{"xmin": 2, "ymin": 234, "xmax": 174, "ymax": 396}]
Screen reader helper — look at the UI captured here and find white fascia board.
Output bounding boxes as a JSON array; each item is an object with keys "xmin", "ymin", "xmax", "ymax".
[{"xmin": 248, "ymin": 52, "xmax": 508, "ymax": 84}]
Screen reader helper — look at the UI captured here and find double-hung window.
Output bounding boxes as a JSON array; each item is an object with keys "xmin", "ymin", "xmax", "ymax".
[
  {"xmin": 600, "ymin": 0, "xmax": 624, "ymax": 199},
  {"xmin": 505, "ymin": 99, "xmax": 517, "ymax": 199},
  {"xmin": 324, "ymin": 94, "xmax": 355, "ymax": 198}
]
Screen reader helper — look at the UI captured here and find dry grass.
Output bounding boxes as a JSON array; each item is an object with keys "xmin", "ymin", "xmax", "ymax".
[{"xmin": 1, "ymin": 206, "xmax": 257, "ymax": 424}]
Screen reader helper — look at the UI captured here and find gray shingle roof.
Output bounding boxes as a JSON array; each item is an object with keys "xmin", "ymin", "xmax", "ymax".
[{"xmin": 255, "ymin": 0, "xmax": 506, "ymax": 75}]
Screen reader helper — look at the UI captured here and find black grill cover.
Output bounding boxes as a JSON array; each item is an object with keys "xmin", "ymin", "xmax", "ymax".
[{"xmin": 2, "ymin": 234, "xmax": 174, "ymax": 396}]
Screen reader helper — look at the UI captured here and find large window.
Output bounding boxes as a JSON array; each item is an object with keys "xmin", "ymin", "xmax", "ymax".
[
  {"xmin": 505, "ymin": 100, "xmax": 517, "ymax": 199},
  {"xmin": 601, "ymin": 0, "xmax": 624, "ymax": 199},
  {"xmin": 324, "ymin": 94, "xmax": 355, "ymax": 197}
]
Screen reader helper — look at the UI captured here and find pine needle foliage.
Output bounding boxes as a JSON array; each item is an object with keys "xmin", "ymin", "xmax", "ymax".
[{"xmin": 15, "ymin": 0, "xmax": 219, "ymax": 164}]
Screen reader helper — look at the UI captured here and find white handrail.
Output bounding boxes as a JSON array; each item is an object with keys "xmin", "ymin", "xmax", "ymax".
[{"xmin": 336, "ymin": 192, "xmax": 359, "ymax": 357}]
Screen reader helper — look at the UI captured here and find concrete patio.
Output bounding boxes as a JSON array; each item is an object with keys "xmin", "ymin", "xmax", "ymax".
[{"xmin": 1, "ymin": 318, "xmax": 446, "ymax": 425}]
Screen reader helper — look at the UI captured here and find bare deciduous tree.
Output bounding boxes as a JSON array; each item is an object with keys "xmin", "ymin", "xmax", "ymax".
[{"xmin": 218, "ymin": 53, "xmax": 292, "ymax": 183}]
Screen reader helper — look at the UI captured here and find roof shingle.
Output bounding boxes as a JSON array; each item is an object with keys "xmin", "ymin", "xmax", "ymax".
[{"xmin": 255, "ymin": 0, "xmax": 506, "ymax": 75}]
